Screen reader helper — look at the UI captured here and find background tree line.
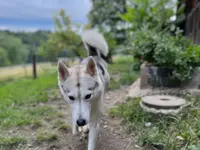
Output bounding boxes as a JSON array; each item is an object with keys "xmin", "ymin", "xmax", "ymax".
[{"xmin": 0, "ymin": 30, "xmax": 50, "ymax": 66}]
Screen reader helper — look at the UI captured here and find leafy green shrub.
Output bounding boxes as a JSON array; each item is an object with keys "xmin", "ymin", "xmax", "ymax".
[
  {"xmin": 131, "ymin": 27, "xmax": 200, "ymax": 81},
  {"xmin": 120, "ymin": 0, "xmax": 199, "ymax": 81},
  {"xmin": 121, "ymin": 0, "xmax": 175, "ymax": 31},
  {"xmin": 131, "ymin": 27, "xmax": 160, "ymax": 63}
]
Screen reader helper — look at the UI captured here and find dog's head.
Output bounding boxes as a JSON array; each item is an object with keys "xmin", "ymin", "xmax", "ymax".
[{"xmin": 58, "ymin": 57, "xmax": 102, "ymax": 126}]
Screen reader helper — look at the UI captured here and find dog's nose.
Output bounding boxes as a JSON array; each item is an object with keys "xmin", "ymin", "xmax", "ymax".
[{"xmin": 76, "ymin": 119, "xmax": 86, "ymax": 126}]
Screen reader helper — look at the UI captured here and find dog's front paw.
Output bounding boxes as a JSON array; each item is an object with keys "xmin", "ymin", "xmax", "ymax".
[
  {"xmin": 83, "ymin": 124, "xmax": 89, "ymax": 134},
  {"xmin": 78, "ymin": 125, "xmax": 89, "ymax": 140}
]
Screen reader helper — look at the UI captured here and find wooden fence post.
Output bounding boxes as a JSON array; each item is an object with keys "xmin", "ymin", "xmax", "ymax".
[{"xmin": 32, "ymin": 54, "xmax": 37, "ymax": 79}]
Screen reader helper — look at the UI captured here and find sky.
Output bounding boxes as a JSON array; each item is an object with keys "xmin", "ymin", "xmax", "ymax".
[{"xmin": 0, "ymin": 0, "xmax": 91, "ymax": 31}]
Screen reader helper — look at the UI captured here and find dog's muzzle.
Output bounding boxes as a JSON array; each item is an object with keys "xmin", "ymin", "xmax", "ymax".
[{"xmin": 76, "ymin": 118, "xmax": 86, "ymax": 126}]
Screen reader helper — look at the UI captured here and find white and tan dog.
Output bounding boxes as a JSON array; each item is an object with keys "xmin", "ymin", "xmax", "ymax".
[{"xmin": 58, "ymin": 30, "xmax": 109, "ymax": 150}]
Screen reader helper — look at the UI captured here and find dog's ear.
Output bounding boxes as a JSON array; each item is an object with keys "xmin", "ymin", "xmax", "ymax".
[
  {"xmin": 86, "ymin": 56, "xmax": 97, "ymax": 76},
  {"xmin": 58, "ymin": 61, "xmax": 70, "ymax": 82}
]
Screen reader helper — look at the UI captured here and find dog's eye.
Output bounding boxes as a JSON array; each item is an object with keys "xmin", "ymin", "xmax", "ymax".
[
  {"xmin": 85, "ymin": 94, "xmax": 92, "ymax": 99},
  {"xmin": 68, "ymin": 96, "xmax": 75, "ymax": 101}
]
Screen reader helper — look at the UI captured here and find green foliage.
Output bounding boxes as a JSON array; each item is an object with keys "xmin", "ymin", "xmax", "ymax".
[
  {"xmin": 121, "ymin": 0, "xmax": 199, "ymax": 81},
  {"xmin": 14, "ymin": 30, "xmax": 50, "ymax": 62},
  {"xmin": 131, "ymin": 26, "xmax": 199, "ymax": 81},
  {"xmin": 0, "ymin": 47, "xmax": 10, "ymax": 66},
  {"xmin": 39, "ymin": 9, "xmax": 86, "ymax": 61},
  {"xmin": 109, "ymin": 96, "xmax": 200, "ymax": 150},
  {"xmin": 0, "ymin": 30, "xmax": 50, "ymax": 66},
  {"xmin": 0, "ymin": 33, "xmax": 28, "ymax": 64},
  {"xmin": 188, "ymin": 145, "xmax": 200, "ymax": 150},
  {"xmin": 4, "ymin": 30, "xmax": 50, "ymax": 48},
  {"xmin": 103, "ymin": 32, "xmax": 117, "ymax": 62},
  {"xmin": 88, "ymin": 0, "xmax": 126, "ymax": 44},
  {"xmin": 88, "ymin": 0, "xmax": 126, "ymax": 62},
  {"xmin": 121, "ymin": 0, "xmax": 175, "ymax": 31}
]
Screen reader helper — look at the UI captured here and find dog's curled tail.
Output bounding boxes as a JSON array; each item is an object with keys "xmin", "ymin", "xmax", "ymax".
[{"xmin": 82, "ymin": 29, "xmax": 108, "ymax": 58}]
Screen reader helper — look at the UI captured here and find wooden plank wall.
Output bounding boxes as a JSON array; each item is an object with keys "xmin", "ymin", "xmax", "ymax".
[{"xmin": 186, "ymin": 2, "xmax": 200, "ymax": 44}]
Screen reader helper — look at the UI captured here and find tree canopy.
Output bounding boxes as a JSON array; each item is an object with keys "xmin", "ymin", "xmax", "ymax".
[
  {"xmin": 39, "ymin": 9, "xmax": 86, "ymax": 61},
  {"xmin": 88, "ymin": 0, "xmax": 126, "ymax": 44}
]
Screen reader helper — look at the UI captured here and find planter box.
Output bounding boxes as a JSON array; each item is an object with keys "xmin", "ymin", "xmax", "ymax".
[{"xmin": 140, "ymin": 64, "xmax": 200, "ymax": 89}]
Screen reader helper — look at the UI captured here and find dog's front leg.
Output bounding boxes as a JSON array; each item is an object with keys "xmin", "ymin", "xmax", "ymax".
[
  {"xmin": 72, "ymin": 121, "xmax": 78, "ymax": 135},
  {"xmin": 88, "ymin": 122, "xmax": 99, "ymax": 150}
]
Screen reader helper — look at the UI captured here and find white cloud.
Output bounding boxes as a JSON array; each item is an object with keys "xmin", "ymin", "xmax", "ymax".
[{"xmin": 0, "ymin": 0, "xmax": 92, "ymax": 23}]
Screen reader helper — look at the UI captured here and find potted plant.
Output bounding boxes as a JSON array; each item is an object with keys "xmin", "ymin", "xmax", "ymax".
[{"xmin": 132, "ymin": 27, "xmax": 200, "ymax": 88}]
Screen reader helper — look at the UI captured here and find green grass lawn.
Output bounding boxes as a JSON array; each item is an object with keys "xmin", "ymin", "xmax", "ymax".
[
  {"xmin": 0, "ymin": 70, "xmax": 59, "ymax": 128},
  {"xmin": 108, "ymin": 55, "xmax": 139, "ymax": 90},
  {"xmin": 109, "ymin": 96, "xmax": 200, "ymax": 150}
]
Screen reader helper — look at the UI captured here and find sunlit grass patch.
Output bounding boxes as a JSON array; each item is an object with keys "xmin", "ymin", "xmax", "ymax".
[
  {"xmin": 0, "ymin": 105, "xmax": 61, "ymax": 129},
  {"xmin": 36, "ymin": 128, "xmax": 58, "ymax": 143},
  {"xmin": 108, "ymin": 57, "xmax": 139, "ymax": 89},
  {"xmin": 0, "ymin": 71, "xmax": 57, "ymax": 106},
  {"xmin": 31, "ymin": 119, "xmax": 43, "ymax": 129},
  {"xmin": 113, "ymin": 55, "xmax": 133, "ymax": 64},
  {"xmin": 0, "ymin": 136, "xmax": 26, "ymax": 149},
  {"xmin": 53, "ymin": 120, "xmax": 70, "ymax": 131},
  {"xmin": 0, "ymin": 63, "xmax": 56, "ymax": 81},
  {"xmin": 0, "ymin": 71, "xmax": 58, "ymax": 129}
]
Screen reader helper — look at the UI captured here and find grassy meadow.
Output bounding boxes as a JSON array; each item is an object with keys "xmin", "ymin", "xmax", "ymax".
[{"xmin": 0, "ymin": 63, "xmax": 57, "ymax": 81}]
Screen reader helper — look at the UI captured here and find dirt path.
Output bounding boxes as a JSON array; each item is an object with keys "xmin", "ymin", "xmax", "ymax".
[{"xmin": 47, "ymin": 86, "xmax": 140, "ymax": 150}]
